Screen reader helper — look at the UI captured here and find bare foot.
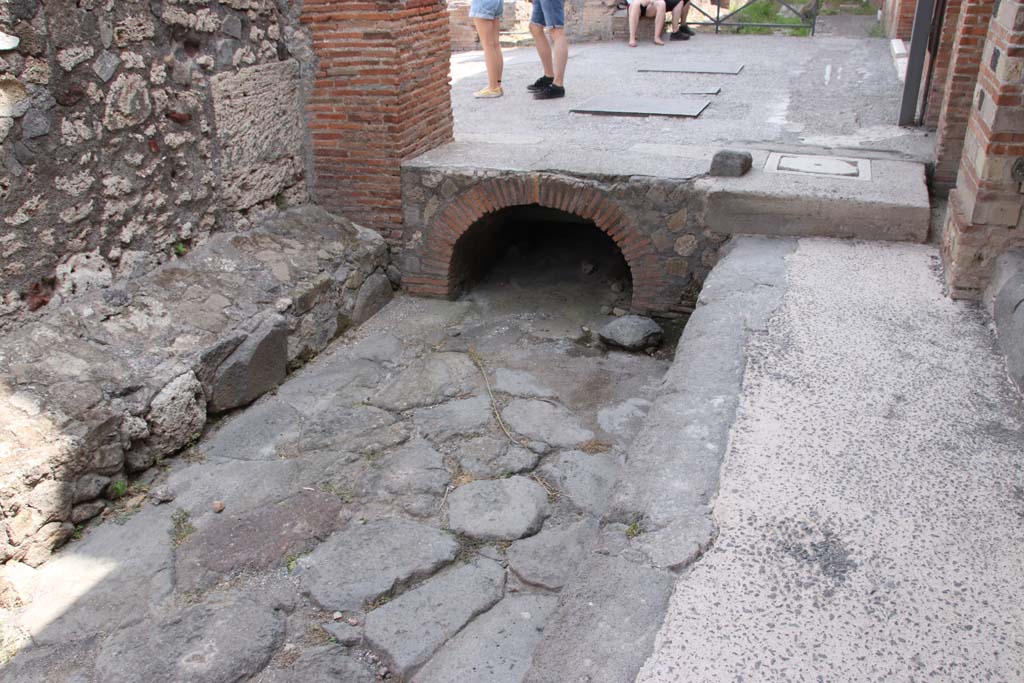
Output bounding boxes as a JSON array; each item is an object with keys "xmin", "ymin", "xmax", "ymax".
[
  {"xmin": 629, "ymin": 39, "xmax": 638, "ymax": 47},
  {"xmin": 654, "ymin": 37, "xmax": 665, "ymax": 45}
]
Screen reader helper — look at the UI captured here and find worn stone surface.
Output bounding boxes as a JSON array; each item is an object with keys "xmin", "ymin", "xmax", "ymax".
[
  {"xmin": 176, "ymin": 490, "xmax": 343, "ymax": 591},
  {"xmin": 507, "ymin": 518, "xmax": 600, "ymax": 590},
  {"xmin": 145, "ymin": 371, "xmax": 207, "ymax": 459},
  {"xmin": 253, "ymin": 645, "xmax": 374, "ymax": 683},
  {"xmin": 524, "ymin": 554, "xmax": 675, "ymax": 683},
  {"xmin": 413, "ymin": 593, "xmax": 560, "ymax": 683},
  {"xmin": 493, "ymin": 368, "xmax": 558, "ymax": 398},
  {"xmin": 987, "ymin": 249, "xmax": 1024, "ymax": 392},
  {"xmin": 412, "ymin": 395, "xmax": 492, "ymax": 441},
  {"xmin": 94, "ymin": 595, "xmax": 285, "ymax": 683},
  {"xmin": 709, "ymin": 149, "xmax": 754, "ymax": 177},
  {"xmin": 209, "ymin": 314, "xmax": 289, "ymax": 413},
  {"xmin": 598, "ymin": 315, "xmax": 663, "ymax": 351},
  {"xmin": 501, "ymin": 399, "xmax": 595, "ymax": 448},
  {"xmin": 0, "ymin": 638, "xmax": 97, "ymax": 683},
  {"xmin": 447, "ymin": 476, "xmax": 550, "ymax": 541},
  {"xmin": 372, "ymin": 352, "xmax": 483, "ymax": 411},
  {"xmin": 299, "ymin": 518, "xmax": 460, "ymax": 610},
  {"xmin": 455, "ymin": 436, "xmax": 540, "ymax": 477},
  {"xmin": 539, "ymin": 451, "xmax": 619, "ymax": 517},
  {"xmin": 353, "ymin": 271, "xmax": 395, "ymax": 324},
  {"xmin": 364, "ymin": 558, "xmax": 507, "ymax": 678}
]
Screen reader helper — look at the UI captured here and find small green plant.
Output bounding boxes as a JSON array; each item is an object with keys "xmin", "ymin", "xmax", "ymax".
[
  {"xmin": 71, "ymin": 524, "xmax": 85, "ymax": 541},
  {"xmin": 286, "ymin": 553, "xmax": 301, "ymax": 574},
  {"xmin": 170, "ymin": 509, "xmax": 196, "ymax": 547},
  {"xmin": 625, "ymin": 520, "xmax": 644, "ymax": 539},
  {"xmin": 732, "ymin": 1, "xmax": 809, "ymax": 36},
  {"xmin": 172, "ymin": 241, "xmax": 188, "ymax": 257},
  {"xmin": 274, "ymin": 192, "xmax": 287, "ymax": 210},
  {"xmin": 109, "ymin": 479, "xmax": 128, "ymax": 499},
  {"xmin": 867, "ymin": 21, "xmax": 886, "ymax": 37}
]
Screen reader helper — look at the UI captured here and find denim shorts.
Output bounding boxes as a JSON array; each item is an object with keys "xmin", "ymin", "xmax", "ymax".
[
  {"xmin": 469, "ymin": 0, "xmax": 504, "ymax": 20},
  {"xmin": 531, "ymin": 0, "xmax": 565, "ymax": 28}
]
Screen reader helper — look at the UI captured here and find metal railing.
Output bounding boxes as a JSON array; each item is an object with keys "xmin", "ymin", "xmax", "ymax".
[{"xmin": 687, "ymin": 0, "xmax": 820, "ymax": 36}]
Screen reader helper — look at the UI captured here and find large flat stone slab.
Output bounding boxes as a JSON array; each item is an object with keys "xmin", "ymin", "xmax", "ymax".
[
  {"xmin": 254, "ymin": 645, "xmax": 374, "ymax": 683},
  {"xmin": 371, "ymin": 352, "xmax": 483, "ymax": 411},
  {"xmin": 413, "ymin": 594, "xmax": 560, "ymax": 683},
  {"xmin": 507, "ymin": 519, "xmax": 600, "ymax": 590},
  {"xmin": 571, "ymin": 95, "xmax": 710, "ymax": 119},
  {"xmin": 412, "ymin": 395, "xmax": 493, "ymax": 441},
  {"xmin": 299, "ymin": 517, "xmax": 459, "ymax": 611},
  {"xmin": 364, "ymin": 558, "xmax": 506, "ymax": 678},
  {"xmin": 538, "ymin": 451, "xmax": 619, "ymax": 517},
  {"xmin": 501, "ymin": 399, "xmax": 594, "ymax": 449},
  {"xmin": 447, "ymin": 476, "xmax": 550, "ymax": 541},
  {"xmin": 95, "ymin": 596, "xmax": 285, "ymax": 683}
]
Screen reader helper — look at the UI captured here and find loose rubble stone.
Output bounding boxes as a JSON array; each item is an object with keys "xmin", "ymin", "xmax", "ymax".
[
  {"xmin": 364, "ymin": 558, "xmax": 506, "ymax": 678},
  {"xmin": 414, "ymin": 593, "xmax": 559, "ymax": 683},
  {"xmin": 598, "ymin": 315, "xmax": 664, "ymax": 351},
  {"xmin": 70, "ymin": 500, "xmax": 105, "ymax": 523},
  {"xmin": 412, "ymin": 395, "xmax": 492, "ymax": 441},
  {"xmin": 146, "ymin": 371, "xmax": 207, "ymax": 459},
  {"xmin": 447, "ymin": 476, "xmax": 549, "ymax": 541},
  {"xmin": 299, "ymin": 517, "xmax": 459, "ymax": 610},
  {"xmin": 92, "ymin": 50, "xmax": 120, "ymax": 81},
  {"xmin": 209, "ymin": 313, "xmax": 289, "ymax": 413},
  {"xmin": 709, "ymin": 149, "xmax": 754, "ymax": 177},
  {"xmin": 73, "ymin": 473, "xmax": 110, "ymax": 503},
  {"xmin": 371, "ymin": 352, "xmax": 482, "ymax": 411},
  {"xmin": 523, "ymin": 555, "xmax": 674, "ymax": 683},
  {"xmin": 507, "ymin": 519, "xmax": 600, "ymax": 590},
  {"xmin": 95, "ymin": 596, "xmax": 284, "ymax": 683},
  {"xmin": 538, "ymin": 451, "xmax": 619, "ymax": 516},
  {"xmin": 257, "ymin": 645, "xmax": 374, "ymax": 683},
  {"xmin": 502, "ymin": 399, "xmax": 595, "ymax": 448}
]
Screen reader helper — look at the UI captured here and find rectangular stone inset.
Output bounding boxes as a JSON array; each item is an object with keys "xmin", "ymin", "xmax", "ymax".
[
  {"xmin": 764, "ymin": 152, "xmax": 872, "ymax": 180},
  {"xmin": 638, "ymin": 64, "xmax": 744, "ymax": 75},
  {"xmin": 571, "ymin": 96, "xmax": 710, "ymax": 119}
]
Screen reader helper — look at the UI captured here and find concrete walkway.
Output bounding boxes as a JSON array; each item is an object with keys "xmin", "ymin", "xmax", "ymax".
[{"xmin": 638, "ymin": 239, "xmax": 1024, "ymax": 681}]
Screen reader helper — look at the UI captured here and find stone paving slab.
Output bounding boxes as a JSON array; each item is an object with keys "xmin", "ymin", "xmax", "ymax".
[{"xmin": 571, "ymin": 96, "xmax": 711, "ymax": 119}]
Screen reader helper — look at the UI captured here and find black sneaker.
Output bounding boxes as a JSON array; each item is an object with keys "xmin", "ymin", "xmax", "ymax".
[
  {"xmin": 671, "ymin": 30, "xmax": 690, "ymax": 40},
  {"xmin": 527, "ymin": 75, "xmax": 554, "ymax": 92},
  {"xmin": 533, "ymin": 83, "xmax": 565, "ymax": 100},
  {"xmin": 682, "ymin": 24, "xmax": 696, "ymax": 35}
]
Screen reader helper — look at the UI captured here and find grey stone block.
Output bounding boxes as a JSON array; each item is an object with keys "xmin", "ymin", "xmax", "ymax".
[
  {"xmin": 989, "ymin": 249, "xmax": 1024, "ymax": 391},
  {"xmin": 523, "ymin": 555, "xmax": 674, "ymax": 683},
  {"xmin": 709, "ymin": 149, "xmax": 753, "ymax": 177},
  {"xmin": 352, "ymin": 271, "xmax": 393, "ymax": 324},
  {"xmin": 257, "ymin": 645, "xmax": 374, "ymax": 683},
  {"xmin": 299, "ymin": 518, "xmax": 459, "ymax": 611},
  {"xmin": 447, "ymin": 476, "xmax": 549, "ymax": 541},
  {"xmin": 412, "ymin": 395, "xmax": 492, "ymax": 441},
  {"xmin": 538, "ymin": 451, "xmax": 619, "ymax": 517},
  {"xmin": 364, "ymin": 558, "xmax": 506, "ymax": 678},
  {"xmin": 501, "ymin": 399, "xmax": 594, "ymax": 448},
  {"xmin": 598, "ymin": 315, "xmax": 663, "ymax": 351},
  {"xmin": 209, "ymin": 314, "xmax": 288, "ymax": 413},
  {"xmin": 20, "ymin": 108, "xmax": 48, "ymax": 138},
  {"xmin": 145, "ymin": 371, "xmax": 207, "ymax": 458},
  {"xmin": 507, "ymin": 518, "xmax": 600, "ymax": 590},
  {"xmin": 371, "ymin": 352, "xmax": 483, "ymax": 411}
]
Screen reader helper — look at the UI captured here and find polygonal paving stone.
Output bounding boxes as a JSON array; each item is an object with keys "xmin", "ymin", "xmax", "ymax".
[
  {"xmin": 95, "ymin": 596, "xmax": 285, "ymax": 683},
  {"xmin": 299, "ymin": 403, "xmax": 409, "ymax": 456},
  {"xmin": 447, "ymin": 476, "xmax": 549, "ymax": 541},
  {"xmin": 507, "ymin": 519, "xmax": 600, "ymax": 590},
  {"xmin": 364, "ymin": 558, "xmax": 506, "ymax": 678},
  {"xmin": 299, "ymin": 517, "xmax": 459, "ymax": 611},
  {"xmin": 253, "ymin": 644, "xmax": 374, "ymax": 683},
  {"xmin": 412, "ymin": 593, "xmax": 560, "ymax": 683},
  {"xmin": 456, "ymin": 436, "xmax": 539, "ymax": 478},
  {"xmin": 371, "ymin": 352, "xmax": 483, "ymax": 411},
  {"xmin": 412, "ymin": 395, "xmax": 492, "ymax": 441},
  {"xmin": 493, "ymin": 368, "xmax": 558, "ymax": 399},
  {"xmin": 501, "ymin": 399, "xmax": 594, "ymax": 449},
  {"xmin": 538, "ymin": 451, "xmax": 619, "ymax": 516}
]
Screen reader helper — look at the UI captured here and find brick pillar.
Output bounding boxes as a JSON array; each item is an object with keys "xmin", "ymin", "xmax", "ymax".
[
  {"xmin": 932, "ymin": 0, "xmax": 996, "ymax": 192},
  {"xmin": 924, "ymin": 0, "xmax": 963, "ymax": 128},
  {"xmin": 942, "ymin": 0, "xmax": 1024, "ymax": 298},
  {"xmin": 301, "ymin": 0, "xmax": 454, "ymax": 240},
  {"xmin": 884, "ymin": 0, "xmax": 917, "ymax": 40}
]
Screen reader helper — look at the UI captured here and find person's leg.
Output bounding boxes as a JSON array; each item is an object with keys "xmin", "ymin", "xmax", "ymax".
[
  {"xmin": 490, "ymin": 18, "xmax": 503, "ymax": 85},
  {"xmin": 474, "ymin": 17, "xmax": 501, "ymax": 90},
  {"xmin": 550, "ymin": 27, "xmax": 568, "ymax": 85},
  {"xmin": 652, "ymin": 0, "xmax": 667, "ymax": 44},
  {"xmin": 530, "ymin": 24, "xmax": 554, "ymax": 78},
  {"xmin": 628, "ymin": 0, "xmax": 643, "ymax": 47},
  {"xmin": 670, "ymin": 0, "xmax": 683, "ymax": 33}
]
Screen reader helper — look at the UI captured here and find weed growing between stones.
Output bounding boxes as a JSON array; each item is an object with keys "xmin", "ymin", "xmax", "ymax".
[
  {"xmin": 580, "ymin": 438, "xmax": 611, "ymax": 454},
  {"xmin": 170, "ymin": 509, "xmax": 196, "ymax": 547},
  {"xmin": 626, "ymin": 520, "xmax": 644, "ymax": 539},
  {"xmin": 109, "ymin": 479, "xmax": 128, "ymax": 499}
]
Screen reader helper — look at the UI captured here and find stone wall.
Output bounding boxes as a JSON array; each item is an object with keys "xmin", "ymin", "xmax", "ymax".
[
  {"xmin": 400, "ymin": 166, "xmax": 726, "ymax": 315},
  {"xmin": 0, "ymin": 0, "xmax": 315, "ymax": 332},
  {"xmin": 0, "ymin": 205, "xmax": 396, "ymax": 567}
]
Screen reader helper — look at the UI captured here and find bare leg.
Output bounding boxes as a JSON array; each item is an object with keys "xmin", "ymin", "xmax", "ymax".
[
  {"xmin": 490, "ymin": 18, "xmax": 503, "ymax": 85},
  {"xmin": 628, "ymin": 1, "xmax": 642, "ymax": 47},
  {"xmin": 474, "ymin": 17, "xmax": 502, "ymax": 89},
  {"xmin": 653, "ymin": 1, "xmax": 667, "ymax": 44},
  {"xmin": 671, "ymin": 2, "xmax": 683, "ymax": 32},
  {"xmin": 530, "ymin": 21, "xmax": 555, "ymax": 78},
  {"xmin": 550, "ymin": 27, "xmax": 568, "ymax": 86}
]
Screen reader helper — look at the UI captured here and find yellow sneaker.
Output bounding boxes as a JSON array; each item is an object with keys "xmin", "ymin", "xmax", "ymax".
[{"xmin": 474, "ymin": 86, "xmax": 503, "ymax": 99}]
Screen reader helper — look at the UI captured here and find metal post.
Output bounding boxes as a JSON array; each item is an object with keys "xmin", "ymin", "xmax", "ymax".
[{"xmin": 899, "ymin": 0, "xmax": 937, "ymax": 126}]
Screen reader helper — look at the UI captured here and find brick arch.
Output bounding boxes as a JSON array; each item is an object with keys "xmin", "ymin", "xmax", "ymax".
[{"xmin": 406, "ymin": 176, "xmax": 662, "ymax": 312}]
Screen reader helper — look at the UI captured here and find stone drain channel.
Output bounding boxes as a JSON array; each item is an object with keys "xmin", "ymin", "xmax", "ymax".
[{"xmin": 2, "ymin": 237, "xmax": 790, "ymax": 682}]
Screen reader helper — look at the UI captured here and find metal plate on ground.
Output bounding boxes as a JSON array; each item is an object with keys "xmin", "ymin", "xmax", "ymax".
[
  {"xmin": 571, "ymin": 96, "xmax": 710, "ymax": 118},
  {"xmin": 638, "ymin": 63, "xmax": 744, "ymax": 75},
  {"xmin": 764, "ymin": 152, "xmax": 872, "ymax": 180}
]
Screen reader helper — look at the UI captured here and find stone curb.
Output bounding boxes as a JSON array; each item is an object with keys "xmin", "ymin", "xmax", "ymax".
[
  {"xmin": 523, "ymin": 235, "xmax": 796, "ymax": 683},
  {"xmin": 986, "ymin": 249, "xmax": 1024, "ymax": 392}
]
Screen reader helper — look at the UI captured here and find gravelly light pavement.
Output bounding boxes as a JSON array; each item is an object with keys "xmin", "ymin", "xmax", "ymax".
[{"xmin": 638, "ymin": 239, "xmax": 1024, "ymax": 682}]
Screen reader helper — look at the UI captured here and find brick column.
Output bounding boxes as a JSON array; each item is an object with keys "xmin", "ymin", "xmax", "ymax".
[
  {"xmin": 301, "ymin": 0, "xmax": 453, "ymax": 240},
  {"xmin": 884, "ymin": 0, "xmax": 917, "ymax": 40},
  {"xmin": 923, "ymin": 0, "xmax": 963, "ymax": 128},
  {"xmin": 932, "ymin": 0, "xmax": 996, "ymax": 192},
  {"xmin": 942, "ymin": 0, "xmax": 1024, "ymax": 298}
]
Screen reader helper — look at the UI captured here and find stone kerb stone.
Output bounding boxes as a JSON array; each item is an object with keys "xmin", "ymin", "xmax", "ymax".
[{"xmin": 0, "ymin": 206, "xmax": 394, "ymax": 567}]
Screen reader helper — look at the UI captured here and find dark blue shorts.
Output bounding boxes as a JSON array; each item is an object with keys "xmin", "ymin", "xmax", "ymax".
[{"xmin": 531, "ymin": 0, "xmax": 565, "ymax": 28}]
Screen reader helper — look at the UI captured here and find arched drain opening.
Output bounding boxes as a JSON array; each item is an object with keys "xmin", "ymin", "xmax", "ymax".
[{"xmin": 450, "ymin": 204, "xmax": 633, "ymax": 319}]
